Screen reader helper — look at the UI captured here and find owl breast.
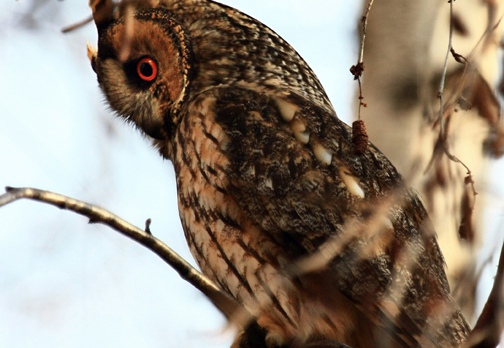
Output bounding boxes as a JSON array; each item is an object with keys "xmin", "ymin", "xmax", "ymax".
[{"xmin": 167, "ymin": 88, "xmax": 376, "ymax": 347}]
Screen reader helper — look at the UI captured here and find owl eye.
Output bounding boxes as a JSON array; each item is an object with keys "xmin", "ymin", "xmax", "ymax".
[{"xmin": 136, "ymin": 57, "xmax": 158, "ymax": 82}]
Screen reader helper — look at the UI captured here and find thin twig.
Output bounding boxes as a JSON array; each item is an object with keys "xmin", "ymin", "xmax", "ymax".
[
  {"xmin": 436, "ymin": 0, "xmax": 470, "ymax": 173},
  {"xmin": 0, "ymin": 186, "xmax": 241, "ymax": 320},
  {"xmin": 435, "ymin": 0, "xmax": 477, "ymax": 201},
  {"xmin": 358, "ymin": 0, "xmax": 374, "ymax": 66},
  {"xmin": 438, "ymin": 0, "xmax": 454, "ymax": 138},
  {"xmin": 61, "ymin": 15, "xmax": 93, "ymax": 33},
  {"xmin": 350, "ymin": 0, "xmax": 374, "ymax": 119}
]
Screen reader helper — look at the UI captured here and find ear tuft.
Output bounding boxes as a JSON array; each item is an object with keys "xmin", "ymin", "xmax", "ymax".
[{"xmin": 89, "ymin": 0, "xmax": 115, "ymax": 30}]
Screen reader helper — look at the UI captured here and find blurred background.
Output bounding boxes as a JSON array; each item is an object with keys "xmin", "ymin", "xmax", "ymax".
[{"xmin": 0, "ymin": 1, "xmax": 501, "ymax": 347}]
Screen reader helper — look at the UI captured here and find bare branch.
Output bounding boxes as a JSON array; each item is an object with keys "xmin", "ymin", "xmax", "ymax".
[
  {"xmin": 61, "ymin": 15, "xmax": 93, "ymax": 33},
  {"xmin": 358, "ymin": 0, "xmax": 374, "ymax": 67},
  {"xmin": 437, "ymin": 0, "xmax": 455, "ymax": 138},
  {"xmin": 350, "ymin": 0, "xmax": 374, "ymax": 119},
  {"xmin": 0, "ymin": 186, "xmax": 241, "ymax": 320}
]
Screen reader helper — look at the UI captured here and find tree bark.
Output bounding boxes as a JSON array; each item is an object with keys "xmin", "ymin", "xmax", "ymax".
[{"xmin": 359, "ymin": 0, "xmax": 504, "ymax": 321}]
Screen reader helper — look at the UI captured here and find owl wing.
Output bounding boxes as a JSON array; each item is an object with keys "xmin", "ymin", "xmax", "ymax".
[{"xmin": 207, "ymin": 86, "xmax": 469, "ymax": 347}]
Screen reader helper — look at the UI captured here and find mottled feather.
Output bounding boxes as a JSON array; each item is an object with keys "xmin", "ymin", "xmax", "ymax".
[{"xmin": 89, "ymin": 0, "xmax": 470, "ymax": 347}]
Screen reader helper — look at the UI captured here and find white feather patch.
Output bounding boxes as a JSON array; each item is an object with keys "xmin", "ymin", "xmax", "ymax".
[
  {"xmin": 339, "ymin": 166, "xmax": 365, "ymax": 198},
  {"xmin": 275, "ymin": 98, "xmax": 299, "ymax": 122},
  {"xmin": 312, "ymin": 142, "xmax": 333, "ymax": 165},
  {"xmin": 291, "ymin": 119, "xmax": 310, "ymax": 144}
]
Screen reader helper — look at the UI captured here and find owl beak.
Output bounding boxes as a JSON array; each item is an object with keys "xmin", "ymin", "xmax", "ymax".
[
  {"xmin": 86, "ymin": 43, "xmax": 98, "ymax": 73},
  {"xmin": 89, "ymin": 0, "xmax": 115, "ymax": 31}
]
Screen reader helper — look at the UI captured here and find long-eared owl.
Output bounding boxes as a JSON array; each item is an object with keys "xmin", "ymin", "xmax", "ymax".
[{"xmin": 88, "ymin": 0, "xmax": 470, "ymax": 347}]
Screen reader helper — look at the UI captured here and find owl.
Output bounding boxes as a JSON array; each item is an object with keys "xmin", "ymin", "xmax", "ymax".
[{"xmin": 88, "ymin": 0, "xmax": 470, "ymax": 347}]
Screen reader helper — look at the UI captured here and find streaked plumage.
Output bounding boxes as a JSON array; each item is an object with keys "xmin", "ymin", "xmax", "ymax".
[{"xmin": 89, "ymin": 1, "xmax": 470, "ymax": 347}]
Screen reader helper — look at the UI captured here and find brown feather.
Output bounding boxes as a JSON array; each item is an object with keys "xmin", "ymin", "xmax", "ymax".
[{"xmin": 90, "ymin": 1, "xmax": 470, "ymax": 347}]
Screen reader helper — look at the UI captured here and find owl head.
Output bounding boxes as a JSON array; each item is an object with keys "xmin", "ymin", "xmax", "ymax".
[
  {"xmin": 88, "ymin": 0, "xmax": 194, "ymax": 140},
  {"xmin": 89, "ymin": 0, "xmax": 332, "ymax": 141}
]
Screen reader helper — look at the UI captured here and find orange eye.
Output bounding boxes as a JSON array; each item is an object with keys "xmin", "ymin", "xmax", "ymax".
[{"xmin": 136, "ymin": 57, "xmax": 158, "ymax": 82}]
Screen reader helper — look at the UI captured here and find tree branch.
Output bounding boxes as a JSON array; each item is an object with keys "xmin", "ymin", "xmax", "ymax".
[
  {"xmin": 0, "ymin": 186, "xmax": 241, "ymax": 320},
  {"xmin": 2, "ymin": 186, "xmax": 503, "ymax": 347}
]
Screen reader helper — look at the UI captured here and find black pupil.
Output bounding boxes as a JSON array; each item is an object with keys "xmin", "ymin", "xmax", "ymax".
[{"xmin": 139, "ymin": 62, "xmax": 153, "ymax": 77}]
